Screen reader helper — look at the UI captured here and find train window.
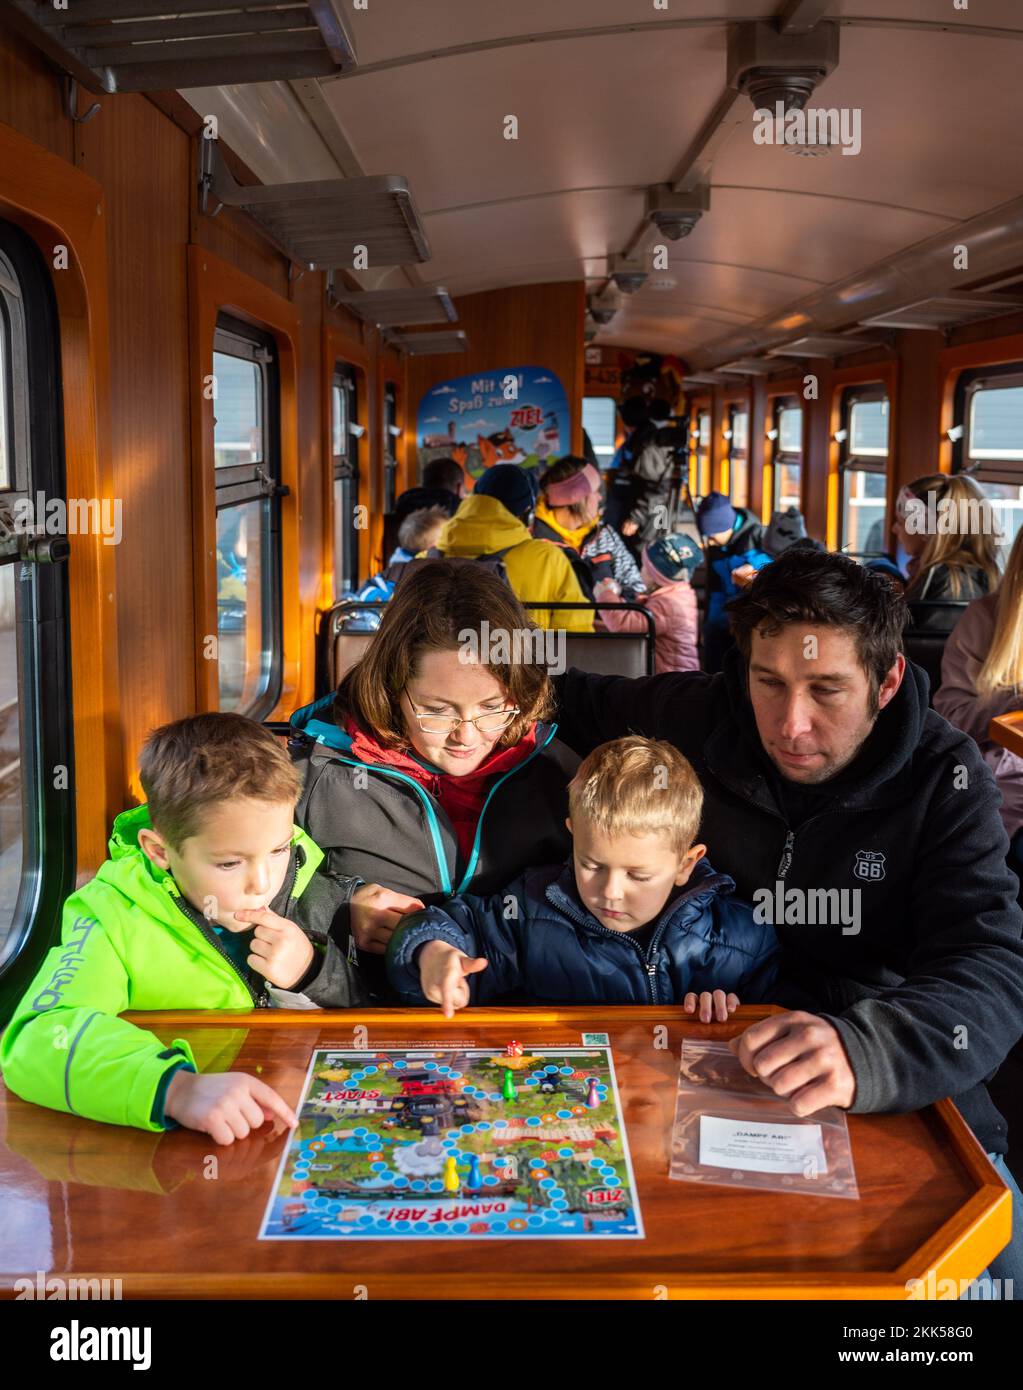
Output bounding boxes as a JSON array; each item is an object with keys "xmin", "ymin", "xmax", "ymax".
[
  {"xmin": 839, "ymin": 389, "xmax": 889, "ymax": 555},
  {"xmin": 728, "ymin": 407, "xmax": 749, "ymax": 507},
  {"xmin": 383, "ymin": 382, "xmax": 399, "ymax": 514},
  {"xmin": 773, "ymin": 401, "xmax": 803, "ymax": 511},
  {"xmin": 956, "ymin": 367, "xmax": 1023, "ymax": 557},
  {"xmin": 583, "ymin": 396, "xmax": 617, "ymax": 462},
  {"xmin": 0, "ymin": 222, "xmax": 74, "ymax": 984},
  {"xmin": 212, "ymin": 315, "xmax": 282, "ymax": 719},
  {"xmin": 332, "ymin": 363, "xmax": 359, "ymax": 596}
]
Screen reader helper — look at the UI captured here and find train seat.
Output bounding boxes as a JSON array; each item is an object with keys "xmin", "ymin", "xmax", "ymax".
[
  {"xmin": 903, "ymin": 600, "xmax": 971, "ymax": 705},
  {"xmin": 317, "ymin": 600, "xmax": 655, "ymax": 694}
]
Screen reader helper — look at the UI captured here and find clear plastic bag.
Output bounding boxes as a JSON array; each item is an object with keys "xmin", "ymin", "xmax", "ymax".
[{"xmin": 668, "ymin": 1040, "xmax": 860, "ymax": 1200}]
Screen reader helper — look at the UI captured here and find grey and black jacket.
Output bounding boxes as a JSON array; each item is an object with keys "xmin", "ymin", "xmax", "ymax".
[{"xmin": 287, "ymin": 695, "xmax": 579, "ymax": 997}]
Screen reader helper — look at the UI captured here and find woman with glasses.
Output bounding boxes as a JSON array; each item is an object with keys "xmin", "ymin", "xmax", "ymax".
[{"xmin": 287, "ymin": 561, "xmax": 580, "ymax": 994}]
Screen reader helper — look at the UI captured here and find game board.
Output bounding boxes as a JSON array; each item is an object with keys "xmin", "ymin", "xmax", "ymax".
[{"xmin": 259, "ymin": 1046, "xmax": 643, "ymax": 1240}]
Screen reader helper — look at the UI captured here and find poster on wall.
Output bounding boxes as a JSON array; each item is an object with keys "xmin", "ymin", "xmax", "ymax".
[{"xmin": 417, "ymin": 365, "xmax": 570, "ymax": 483}]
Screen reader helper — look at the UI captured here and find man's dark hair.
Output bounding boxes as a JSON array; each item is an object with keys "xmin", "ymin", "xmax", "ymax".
[
  {"xmin": 727, "ymin": 548, "xmax": 908, "ymax": 693},
  {"xmin": 422, "ymin": 456, "xmax": 464, "ymax": 494}
]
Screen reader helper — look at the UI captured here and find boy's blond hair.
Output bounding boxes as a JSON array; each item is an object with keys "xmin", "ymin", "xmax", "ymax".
[
  {"xmin": 139, "ymin": 712, "xmax": 302, "ymax": 850},
  {"xmin": 567, "ymin": 736, "xmax": 703, "ymax": 856}
]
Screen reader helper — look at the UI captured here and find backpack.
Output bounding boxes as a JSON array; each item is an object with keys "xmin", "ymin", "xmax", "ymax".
[{"xmin": 422, "ymin": 545, "xmax": 517, "ymax": 590}]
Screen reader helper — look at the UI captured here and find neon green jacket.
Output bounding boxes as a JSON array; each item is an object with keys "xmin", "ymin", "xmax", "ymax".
[{"xmin": 0, "ymin": 806, "xmax": 324, "ymax": 1132}]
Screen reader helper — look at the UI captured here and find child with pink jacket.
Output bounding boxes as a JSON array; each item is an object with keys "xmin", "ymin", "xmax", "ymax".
[{"xmin": 593, "ymin": 533, "xmax": 701, "ymax": 673}]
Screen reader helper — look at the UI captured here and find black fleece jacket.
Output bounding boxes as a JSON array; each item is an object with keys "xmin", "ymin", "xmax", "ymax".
[{"xmin": 554, "ymin": 651, "xmax": 1023, "ymax": 1154}]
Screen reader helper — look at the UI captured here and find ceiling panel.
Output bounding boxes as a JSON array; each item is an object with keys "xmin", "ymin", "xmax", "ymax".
[
  {"xmin": 321, "ymin": 29, "xmax": 727, "ymax": 211},
  {"xmin": 340, "ymin": 0, "xmax": 770, "ymax": 66}
]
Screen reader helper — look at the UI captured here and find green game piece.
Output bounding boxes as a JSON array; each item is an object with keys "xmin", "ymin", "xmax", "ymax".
[{"xmin": 502, "ymin": 1069, "xmax": 516, "ymax": 1102}]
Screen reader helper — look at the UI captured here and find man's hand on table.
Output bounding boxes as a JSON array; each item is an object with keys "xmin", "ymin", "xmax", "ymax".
[{"xmin": 730, "ymin": 1010, "xmax": 857, "ymax": 1114}]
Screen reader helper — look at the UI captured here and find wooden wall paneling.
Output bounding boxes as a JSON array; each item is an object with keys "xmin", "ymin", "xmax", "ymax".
[
  {"xmin": 187, "ymin": 246, "xmax": 304, "ymax": 720},
  {"xmin": 802, "ymin": 358, "xmax": 833, "ymax": 547},
  {"xmin": 74, "ymin": 93, "xmax": 194, "ymax": 793},
  {"xmin": 893, "ymin": 330, "xmax": 944, "ymax": 487},
  {"xmin": 0, "ymin": 27, "xmax": 73, "ymax": 164},
  {"xmin": 404, "ymin": 282, "xmax": 586, "ymax": 473},
  {"xmin": 0, "ymin": 121, "xmax": 123, "ymax": 876}
]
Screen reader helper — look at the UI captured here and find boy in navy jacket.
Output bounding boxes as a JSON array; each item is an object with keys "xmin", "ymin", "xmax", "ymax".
[{"xmin": 387, "ymin": 736, "xmax": 779, "ymax": 1017}]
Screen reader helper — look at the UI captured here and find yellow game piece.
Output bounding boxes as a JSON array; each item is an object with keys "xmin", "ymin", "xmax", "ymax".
[{"xmin": 443, "ymin": 1156, "xmax": 460, "ymax": 1192}]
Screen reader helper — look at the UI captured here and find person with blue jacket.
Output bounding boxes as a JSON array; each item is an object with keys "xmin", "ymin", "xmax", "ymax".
[
  {"xmin": 696, "ymin": 492, "xmax": 773, "ymax": 673},
  {"xmin": 387, "ymin": 735, "xmax": 779, "ymax": 1016}
]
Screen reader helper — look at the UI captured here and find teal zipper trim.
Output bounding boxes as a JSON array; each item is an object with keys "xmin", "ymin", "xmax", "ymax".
[{"xmin": 455, "ymin": 723, "xmax": 559, "ymax": 894}]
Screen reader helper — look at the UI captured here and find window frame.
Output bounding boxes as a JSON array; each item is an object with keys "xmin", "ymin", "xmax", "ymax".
[
  {"xmin": 955, "ymin": 363, "xmax": 1023, "ymax": 483},
  {"xmin": 837, "ymin": 385, "xmax": 890, "ymax": 555},
  {"xmin": 726, "ymin": 403, "xmax": 749, "ymax": 507},
  {"xmin": 332, "ymin": 361, "xmax": 360, "ymax": 596},
  {"xmin": 0, "ymin": 221, "xmax": 75, "ymax": 991},
  {"xmin": 383, "ymin": 380, "xmax": 400, "ymax": 515},
  {"xmin": 772, "ymin": 396, "xmax": 803, "ymax": 512},
  {"xmin": 212, "ymin": 312, "xmax": 283, "ymax": 721}
]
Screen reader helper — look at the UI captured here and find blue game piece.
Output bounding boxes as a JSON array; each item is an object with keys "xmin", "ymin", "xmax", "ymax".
[{"xmin": 466, "ymin": 1155, "xmax": 482, "ymax": 1189}]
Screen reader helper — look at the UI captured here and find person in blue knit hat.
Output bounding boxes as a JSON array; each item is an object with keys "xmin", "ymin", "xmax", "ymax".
[{"xmin": 696, "ymin": 491, "xmax": 772, "ymax": 673}]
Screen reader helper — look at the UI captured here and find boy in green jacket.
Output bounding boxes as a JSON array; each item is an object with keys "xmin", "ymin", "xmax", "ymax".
[{"xmin": 0, "ymin": 713, "xmax": 366, "ymax": 1143}]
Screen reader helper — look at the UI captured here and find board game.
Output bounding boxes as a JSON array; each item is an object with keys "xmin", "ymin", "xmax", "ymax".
[{"xmin": 259, "ymin": 1045, "xmax": 643, "ymax": 1240}]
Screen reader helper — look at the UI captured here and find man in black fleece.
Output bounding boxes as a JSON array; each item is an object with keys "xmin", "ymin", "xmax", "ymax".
[{"xmin": 554, "ymin": 547, "xmax": 1023, "ymax": 1289}]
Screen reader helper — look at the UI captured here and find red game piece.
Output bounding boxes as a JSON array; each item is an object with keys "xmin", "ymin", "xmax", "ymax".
[{"xmin": 506, "ymin": 1040, "xmax": 524, "ymax": 1057}]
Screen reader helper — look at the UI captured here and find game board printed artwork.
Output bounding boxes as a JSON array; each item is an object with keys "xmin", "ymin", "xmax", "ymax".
[{"xmin": 259, "ymin": 1046, "xmax": 644, "ymax": 1239}]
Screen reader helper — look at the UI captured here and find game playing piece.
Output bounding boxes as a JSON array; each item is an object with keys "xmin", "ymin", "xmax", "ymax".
[
  {"xmin": 506, "ymin": 1040, "xmax": 523, "ymax": 1057},
  {"xmin": 585, "ymin": 1077, "xmax": 600, "ymax": 1108},
  {"xmin": 502, "ymin": 1069, "xmax": 516, "ymax": 1102},
  {"xmin": 443, "ymin": 1156, "xmax": 460, "ymax": 1192},
  {"xmin": 466, "ymin": 1154, "xmax": 482, "ymax": 1189}
]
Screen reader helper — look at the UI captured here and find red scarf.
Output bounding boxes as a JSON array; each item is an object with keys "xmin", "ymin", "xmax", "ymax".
[{"xmin": 346, "ymin": 719, "xmax": 539, "ymax": 864}]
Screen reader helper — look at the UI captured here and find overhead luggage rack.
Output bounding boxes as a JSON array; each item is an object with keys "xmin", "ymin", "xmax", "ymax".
[
  {"xmin": 859, "ymin": 294, "xmax": 1023, "ymax": 331},
  {"xmin": 2, "ymin": 0, "xmax": 358, "ymax": 93},
  {"xmin": 384, "ymin": 330, "xmax": 469, "ymax": 356},
  {"xmin": 200, "ymin": 139, "xmax": 430, "ymax": 271},
  {"xmin": 328, "ymin": 286, "xmax": 457, "ymax": 327}
]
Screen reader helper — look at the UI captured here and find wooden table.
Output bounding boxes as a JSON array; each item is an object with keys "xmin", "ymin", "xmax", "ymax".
[
  {"xmin": 0, "ymin": 1007, "xmax": 1010, "ymax": 1300},
  {"xmin": 990, "ymin": 711, "xmax": 1023, "ymax": 758}
]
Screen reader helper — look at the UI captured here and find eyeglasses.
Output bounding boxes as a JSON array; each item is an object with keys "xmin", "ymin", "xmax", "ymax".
[{"xmin": 404, "ymin": 690, "xmax": 520, "ymax": 736}]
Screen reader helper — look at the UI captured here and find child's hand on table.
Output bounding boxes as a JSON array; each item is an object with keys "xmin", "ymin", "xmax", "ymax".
[
  {"xmin": 233, "ymin": 906, "xmax": 315, "ymax": 988},
  {"xmin": 164, "ymin": 1071, "xmax": 297, "ymax": 1146},
  {"xmin": 683, "ymin": 990, "xmax": 739, "ymax": 1023},
  {"xmin": 418, "ymin": 940, "xmax": 488, "ymax": 1018},
  {"xmin": 350, "ymin": 883, "xmax": 426, "ymax": 954}
]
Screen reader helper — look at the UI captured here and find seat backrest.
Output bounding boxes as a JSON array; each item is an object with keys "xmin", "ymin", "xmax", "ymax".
[
  {"xmin": 319, "ymin": 599, "xmax": 655, "ymax": 693},
  {"xmin": 904, "ymin": 599, "xmax": 971, "ymax": 704}
]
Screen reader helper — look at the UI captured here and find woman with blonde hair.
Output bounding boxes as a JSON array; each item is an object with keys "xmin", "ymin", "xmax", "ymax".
[
  {"xmin": 936, "ymin": 525, "xmax": 1023, "ymax": 860},
  {"xmin": 893, "ymin": 472, "xmax": 1002, "ymax": 610}
]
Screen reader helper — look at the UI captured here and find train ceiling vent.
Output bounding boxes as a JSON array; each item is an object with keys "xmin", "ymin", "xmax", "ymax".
[
  {"xmin": 717, "ymin": 358, "xmax": 774, "ymax": 375},
  {"xmin": 200, "ymin": 140, "xmax": 430, "ymax": 271},
  {"xmin": 766, "ymin": 333, "xmax": 882, "ymax": 359},
  {"xmin": 858, "ymin": 294, "xmax": 1023, "ymax": 331},
  {"xmin": 2, "ymin": 1, "xmax": 358, "ymax": 94},
  {"xmin": 329, "ymin": 286, "xmax": 457, "ymax": 328},
  {"xmin": 383, "ymin": 330, "xmax": 469, "ymax": 357}
]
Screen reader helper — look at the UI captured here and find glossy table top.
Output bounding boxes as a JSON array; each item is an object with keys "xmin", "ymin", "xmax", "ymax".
[
  {"xmin": 0, "ymin": 1007, "xmax": 1010, "ymax": 1299},
  {"xmin": 990, "ymin": 711, "xmax": 1023, "ymax": 758}
]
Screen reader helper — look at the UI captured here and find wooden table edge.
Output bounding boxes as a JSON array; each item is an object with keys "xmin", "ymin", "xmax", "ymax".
[{"xmin": 989, "ymin": 711, "xmax": 1023, "ymax": 758}]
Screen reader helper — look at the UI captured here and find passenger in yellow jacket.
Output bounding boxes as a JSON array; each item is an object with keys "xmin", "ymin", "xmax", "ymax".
[{"xmin": 434, "ymin": 463, "xmax": 594, "ymax": 631}]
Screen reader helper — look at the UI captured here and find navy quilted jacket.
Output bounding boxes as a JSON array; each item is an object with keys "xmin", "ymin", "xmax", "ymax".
[{"xmin": 387, "ymin": 856, "xmax": 780, "ymax": 1007}]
